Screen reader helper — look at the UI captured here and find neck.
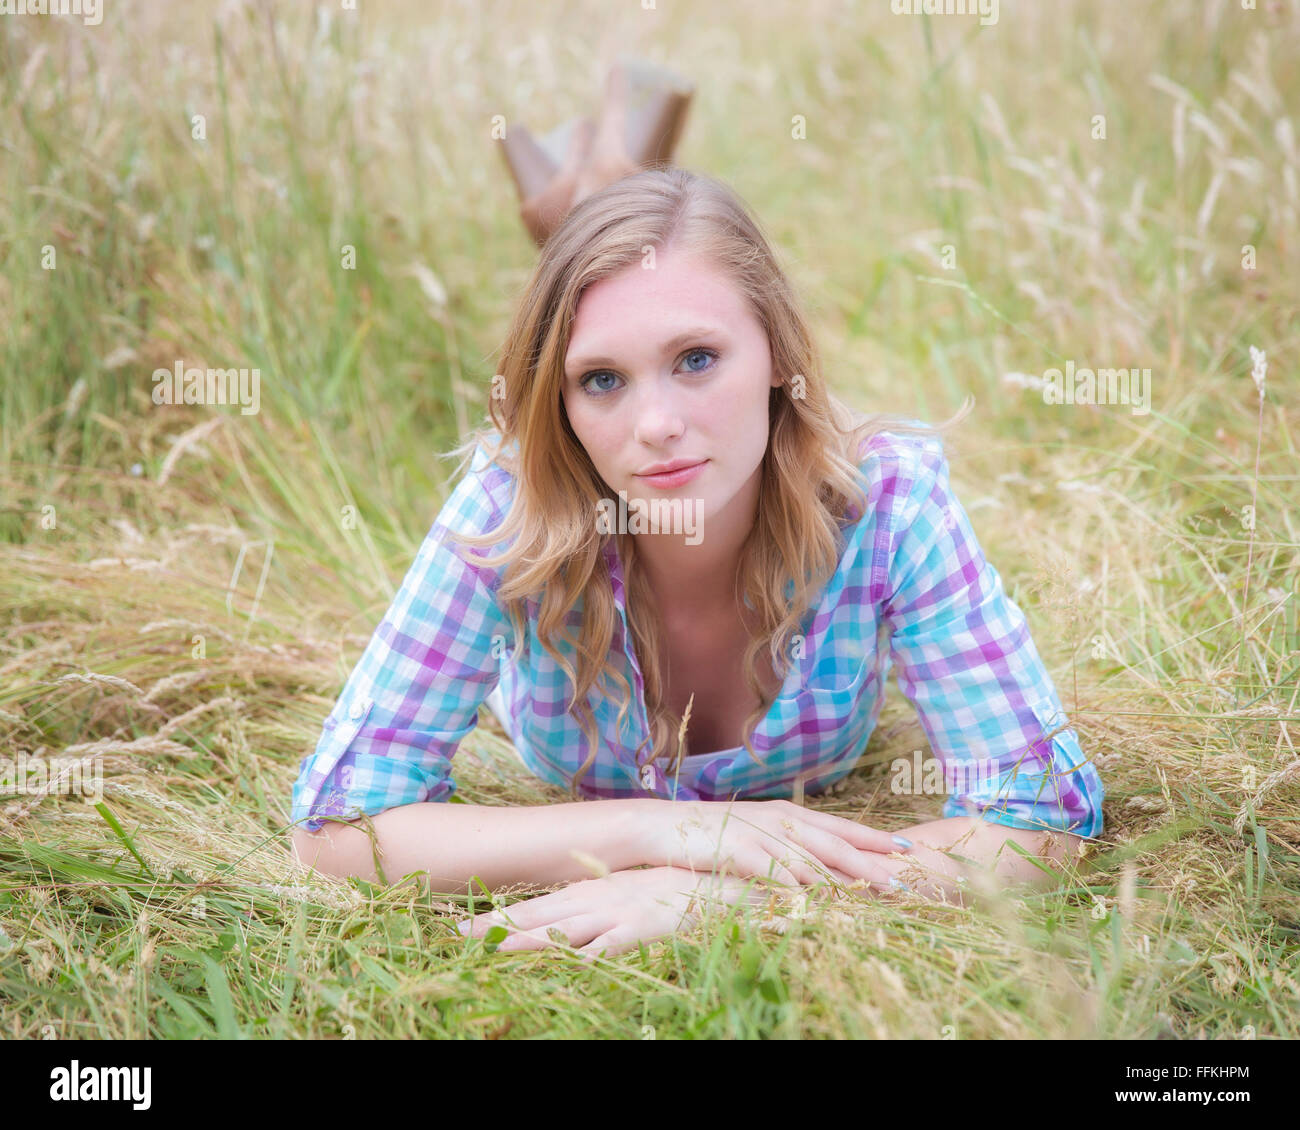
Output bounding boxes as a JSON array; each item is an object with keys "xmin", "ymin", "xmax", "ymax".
[{"xmin": 631, "ymin": 469, "xmax": 760, "ymax": 621}]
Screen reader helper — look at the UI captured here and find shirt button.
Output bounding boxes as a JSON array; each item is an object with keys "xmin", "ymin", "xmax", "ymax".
[{"xmin": 349, "ymin": 698, "xmax": 371, "ymax": 721}]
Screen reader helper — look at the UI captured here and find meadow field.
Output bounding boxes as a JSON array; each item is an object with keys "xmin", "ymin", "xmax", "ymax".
[{"xmin": 1, "ymin": 0, "xmax": 1297, "ymax": 1039}]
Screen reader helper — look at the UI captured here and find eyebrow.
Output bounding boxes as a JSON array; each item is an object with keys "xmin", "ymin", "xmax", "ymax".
[{"xmin": 565, "ymin": 326, "xmax": 724, "ymax": 373}]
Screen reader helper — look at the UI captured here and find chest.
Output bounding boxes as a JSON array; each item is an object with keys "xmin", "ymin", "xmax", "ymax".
[{"xmin": 655, "ymin": 605, "xmax": 785, "ymax": 755}]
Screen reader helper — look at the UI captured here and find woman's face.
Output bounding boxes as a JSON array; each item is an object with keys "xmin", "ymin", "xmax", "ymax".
[{"xmin": 560, "ymin": 245, "xmax": 781, "ymax": 539}]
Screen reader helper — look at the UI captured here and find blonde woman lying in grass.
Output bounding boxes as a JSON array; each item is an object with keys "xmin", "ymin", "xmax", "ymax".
[{"xmin": 291, "ymin": 168, "xmax": 1104, "ymax": 959}]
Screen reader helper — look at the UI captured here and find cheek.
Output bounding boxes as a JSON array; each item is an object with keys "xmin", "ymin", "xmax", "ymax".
[
  {"xmin": 722, "ymin": 357, "xmax": 770, "ymax": 403},
  {"xmin": 726, "ymin": 367, "xmax": 772, "ymax": 426},
  {"xmin": 565, "ymin": 400, "xmax": 620, "ymax": 463},
  {"xmin": 561, "ymin": 391, "xmax": 593, "ymax": 439}
]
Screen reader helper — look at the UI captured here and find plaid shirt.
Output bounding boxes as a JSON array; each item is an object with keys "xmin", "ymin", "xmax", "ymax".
[{"xmin": 291, "ymin": 428, "xmax": 1104, "ymax": 838}]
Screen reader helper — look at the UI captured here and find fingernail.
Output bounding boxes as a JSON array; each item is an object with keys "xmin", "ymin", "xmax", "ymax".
[
  {"xmin": 889, "ymin": 877, "xmax": 912, "ymax": 893},
  {"xmin": 453, "ymin": 919, "xmax": 470, "ymax": 935},
  {"xmin": 891, "ymin": 835, "xmax": 914, "ymax": 850}
]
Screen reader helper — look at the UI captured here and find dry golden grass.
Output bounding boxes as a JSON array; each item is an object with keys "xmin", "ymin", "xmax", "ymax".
[{"xmin": 1, "ymin": 0, "xmax": 1297, "ymax": 1038}]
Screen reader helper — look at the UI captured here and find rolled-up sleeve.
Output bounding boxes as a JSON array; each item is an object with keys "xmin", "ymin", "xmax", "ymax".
[
  {"xmin": 881, "ymin": 436, "xmax": 1105, "ymax": 838},
  {"xmin": 291, "ymin": 445, "xmax": 514, "ymax": 832}
]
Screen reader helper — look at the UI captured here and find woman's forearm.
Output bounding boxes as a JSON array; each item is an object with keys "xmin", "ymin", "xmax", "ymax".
[
  {"xmin": 880, "ymin": 815, "xmax": 1088, "ymax": 905},
  {"xmin": 291, "ymin": 796, "xmax": 1086, "ymax": 906},
  {"xmin": 291, "ymin": 798, "xmax": 659, "ymax": 894}
]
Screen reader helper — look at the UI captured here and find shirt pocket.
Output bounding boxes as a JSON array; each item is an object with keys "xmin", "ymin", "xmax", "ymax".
[{"xmin": 776, "ymin": 643, "xmax": 872, "ymax": 705}]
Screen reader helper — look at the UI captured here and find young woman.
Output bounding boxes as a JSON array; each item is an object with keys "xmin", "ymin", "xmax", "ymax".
[{"xmin": 290, "ymin": 168, "xmax": 1105, "ymax": 959}]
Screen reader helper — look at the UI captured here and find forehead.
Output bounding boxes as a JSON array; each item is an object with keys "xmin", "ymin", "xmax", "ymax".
[{"xmin": 565, "ymin": 250, "xmax": 751, "ymax": 355}]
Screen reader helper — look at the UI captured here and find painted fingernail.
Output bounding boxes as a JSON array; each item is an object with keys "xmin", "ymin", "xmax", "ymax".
[
  {"xmin": 889, "ymin": 877, "xmax": 912, "ymax": 893},
  {"xmin": 453, "ymin": 919, "xmax": 471, "ymax": 934},
  {"xmin": 891, "ymin": 835, "xmax": 914, "ymax": 850}
]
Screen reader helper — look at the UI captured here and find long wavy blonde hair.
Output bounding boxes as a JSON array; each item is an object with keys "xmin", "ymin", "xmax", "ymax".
[{"xmin": 445, "ymin": 166, "xmax": 968, "ymax": 798}]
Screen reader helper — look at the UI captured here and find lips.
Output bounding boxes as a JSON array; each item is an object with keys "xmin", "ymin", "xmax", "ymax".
[
  {"xmin": 636, "ymin": 459, "xmax": 706, "ymax": 477},
  {"xmin": 634, "ymin": 459, "xmax": 708, "ymax": 489}
]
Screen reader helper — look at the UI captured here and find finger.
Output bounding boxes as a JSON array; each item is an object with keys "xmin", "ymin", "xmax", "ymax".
[
  {"xmin": 456, "ymin": 908, "xmax": 512, "ymax": 938},
  {"xmin": 721, "ymin": 846, "xmax": 819, "ymax": 889},
  {"xmin": 788, "ymin": 826, "xmax": 905, "ymax": 886},
  {"xmin": 495, "ymin": 913, "xmax": 607, "ymax": 953},
  {"xmin": 793, "ymin": 809, "xmax": 906, "ymax": 855},
  {"xmin": 841, "ymin": 860, "xmax": 913, "ymax": 896},
  {"xmin": 458, "ymin": 903, "xmax": 538, "ymax": 937},
  {"xmin": 706, "ymin": 846, "xmax": 768, "ymax": 885},
  {"xmin": 759, "ymin": 819, "xmax": 872, "ymax": 886},
  {"xmin": 722, "ymin": 846, "xmax": 794, "ymax": 887},
  {"xmin": 794, "ymin": 863, "xmax": 873, "ymax": 889},
  {"xmin": 768, "ymin": 821, "xmax": 911, "ymax": 892},
  {"xmin": 762, "ymin": 841, "xmax": 832, "ymax": 887},
  {"xmin": 782, "ymin": 803, "xmax": 914, "ymax": 856},
  {"xmin": 578, "ymin": 928, "xmax": 637, "ymax": 961},
  {"xmin": 757, "ymin": 845, "xmax": 806, "ymax": 888},
  {"xmin": 462, "ymin": 886, "xmax": 587, "ymax": 935}
]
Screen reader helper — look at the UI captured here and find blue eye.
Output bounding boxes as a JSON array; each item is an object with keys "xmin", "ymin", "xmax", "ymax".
[
  {"xmin": 581, "ymin": 371, "xmax": 620, "ymax": 395},
  {"xmin": 577, "ymin": 371, "xmax": 619, "ymax": 396},
  {"xmin": 578, "ymin": 348, "xmax": 719, "ymax": 398}
]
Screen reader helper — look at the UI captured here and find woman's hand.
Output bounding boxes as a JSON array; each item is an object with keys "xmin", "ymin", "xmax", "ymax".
[
  {"xmin": 453, "ymin": 866, "xmax": 754, "ymax": 960},
  {"xmin": 639, "ymin": 798, "xmax": 915, "ymax": 890}
]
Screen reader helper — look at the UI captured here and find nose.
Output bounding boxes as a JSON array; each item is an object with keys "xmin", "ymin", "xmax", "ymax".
[{"xmin": 630, "ymin": 380, "xmax": 685, "ymax": 448}]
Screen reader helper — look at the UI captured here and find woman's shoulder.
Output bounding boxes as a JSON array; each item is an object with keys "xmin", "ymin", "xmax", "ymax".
[
  {"xmin": 436, "ymin": 428, "xmax": 519, "ymax": 533},
  {"xmin": 848, "ymin": 421, "xmax": 949, "ymax": 524},
  {"xmin": 419, "ymin": 430, "xmax": 524, "ymax": 588},
  {"xmin": 856, "ymin": 420, "xmax": 946, "ymax": 471}
]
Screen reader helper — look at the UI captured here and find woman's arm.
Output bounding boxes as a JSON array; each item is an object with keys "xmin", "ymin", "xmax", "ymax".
[
  {"xmin": 856, "ymin": 815, "xmax": 1089, "ymax": 906},
  {"xmin": 876, "ymin": 434, "xmax": 1106, "ymax": 846},
  {"xmin": 292, "ymin": 794, "xmax": 914, "ymax": 894},
  {"xmin": 448, "ymin": 815, "xmax": 1089, "ymax": 961},
  {"xmin": 292, "ymin": 798, "xmax": 654, "ymax": 893}
]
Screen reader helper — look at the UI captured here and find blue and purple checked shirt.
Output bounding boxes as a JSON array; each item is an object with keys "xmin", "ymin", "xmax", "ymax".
[{"xmin": 291, "ymin": 428, "xmax": 1105, "ymax": 839}]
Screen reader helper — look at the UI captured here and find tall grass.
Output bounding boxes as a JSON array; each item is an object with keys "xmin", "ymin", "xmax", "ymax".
[{"xmin": 1, "ymin": 0, "xmax": 1297, "ymax": 1038}]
